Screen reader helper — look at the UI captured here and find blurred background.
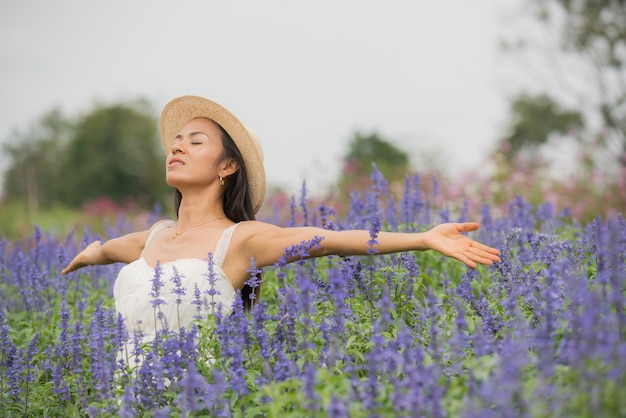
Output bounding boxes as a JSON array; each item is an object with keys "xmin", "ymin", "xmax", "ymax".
[{"xmin": 1, "ymin": 0, "xmax": 624, "ymax": 238}]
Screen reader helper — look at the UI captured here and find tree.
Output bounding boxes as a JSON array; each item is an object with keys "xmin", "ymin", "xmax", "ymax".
[
  {"xmin": 58, "ymin": 99, "xmax": 170, "ymax": 208},
  {"xmin": 3, "ymin": 108, "xmax": 74, "ymax": 212},
  {"xmin": 337, "ymin": 131, "xmax": 410, "ymax": 189},
  {"xmin": 499, "ymin": 0, "xmax": 626, "ymax": 163},
  {"xmin": 501, "ymin": 93, "xmax": 584, "ymax": 162},
  {"xmin": 2, "ymin": 99, "xmax": 171, "ymax": 211}
]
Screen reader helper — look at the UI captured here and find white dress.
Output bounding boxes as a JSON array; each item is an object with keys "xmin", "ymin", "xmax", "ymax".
[{"xmin": 113, "ymin": 220, "xmax": 238, "ymax": 344}]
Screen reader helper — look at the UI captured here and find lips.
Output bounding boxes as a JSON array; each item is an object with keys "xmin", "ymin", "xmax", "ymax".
[{"xmin": 168, "ymin": 157, "xmax": 185, "ymax": 167}]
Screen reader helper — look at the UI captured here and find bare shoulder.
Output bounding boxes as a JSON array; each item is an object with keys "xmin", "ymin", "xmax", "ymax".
[
  {"xmin": 119, "ymin": 218, "xmax": 174, "ymax": 247},
  {"xmin": 233, "ymin": 220, "xmax": 280, "ymax": 239}
]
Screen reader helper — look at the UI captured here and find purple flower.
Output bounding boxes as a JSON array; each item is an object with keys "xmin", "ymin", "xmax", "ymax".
[
  {"xmin": 327, "ymin": 394, "xmax": 349, "ymax": 417},
  {"xmin": 170, "ymin": 265, "xmax": 186, "ymax": 305},
  {"xmin": 367, "ymin": 214, "xmax": 381, "ymax": 255}
]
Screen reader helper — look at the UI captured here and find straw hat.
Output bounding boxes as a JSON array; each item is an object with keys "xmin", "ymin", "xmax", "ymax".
[{"xmin": 160, "ymin": 95, "xmax": 266, "ymax": 214}]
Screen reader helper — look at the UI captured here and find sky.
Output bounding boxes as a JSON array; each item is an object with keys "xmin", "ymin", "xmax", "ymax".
[{"xmin": 0, "ymin": 0, "xmax": 527, "ymax": 197}]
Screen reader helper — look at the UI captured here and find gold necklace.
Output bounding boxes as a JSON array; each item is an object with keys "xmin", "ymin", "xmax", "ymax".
[{"xmin": 171, "ymin": 216, "xmax": 227, "ymax": 239}]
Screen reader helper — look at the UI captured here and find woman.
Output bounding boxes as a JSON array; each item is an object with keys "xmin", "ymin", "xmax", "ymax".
[{"xmin": 62, "ymin": 95, "xmax": 501, "ymax": 343}]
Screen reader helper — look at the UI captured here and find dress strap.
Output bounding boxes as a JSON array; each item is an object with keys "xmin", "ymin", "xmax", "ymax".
[
  {"xmin": 212, "ymin": 223, "xmax": 240, "ymax": 268},
  {"xmin": 140, "ymin": 220, "xmax": 176, "ymax": 257}
]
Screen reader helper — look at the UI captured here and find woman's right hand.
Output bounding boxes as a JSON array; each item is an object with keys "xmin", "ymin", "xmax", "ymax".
[{"xmin": 61, "ymin": 241, "xmax": 104, "ymax": 274}]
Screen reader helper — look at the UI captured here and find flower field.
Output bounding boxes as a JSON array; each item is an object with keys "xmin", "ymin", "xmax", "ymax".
[{"xmin": 1, "ymin": 172, "xmax": 625, "ymax": 417}]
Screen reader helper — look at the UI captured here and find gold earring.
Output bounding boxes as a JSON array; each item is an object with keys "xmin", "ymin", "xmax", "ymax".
[{"xmin": 219, "ymin": 176, "xmax": 225, "ymax": 186}]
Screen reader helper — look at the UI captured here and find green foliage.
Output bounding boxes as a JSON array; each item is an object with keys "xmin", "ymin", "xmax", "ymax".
[
  {"xmin": 3, "ymin": 108, "xmax": 74, "ymax": 211},
  {"xmin": 502, "ymin": 93, "xmax": 583, "ymax": 160},
  {"xmin": 502, "ymin": 0, "xmax": 626, "ymax": 159},
  {"xmin": 339, "ymin": 131, "xmax": 410, "ymax": 186},
  {"xmin": 2, "ymin": 99, "xmax": 171, "ymax": 212},
  {"xmin": 58, "ymin": 99, "xmax": 169, "ymax": 208},
  {"xmin": 332, "ymin": 131, "xmax": 411, "ymax": 212}
]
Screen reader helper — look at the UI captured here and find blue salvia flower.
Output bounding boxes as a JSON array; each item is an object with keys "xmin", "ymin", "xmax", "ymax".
[
  {"xmin": 112, "ymin": 312, "xmax": 129, "ymax": 370},
  {"xmin": 134, "ymin": 351, "xmax": 158, "ymax": 410},
  {"xmin": 3, "ymin": 336, "xmax": 23, "ymax": 399},
  {"xmin": 149, "ymin": 261, "xmax": 167, "ymax": 331},
  {"xmin": 52, "ymin": 357, "xmax": 70, "ymax": 402},
  {"xmin": 293, "ymin": 264, "xmax": 316, "ymax": 352},
  {"xmin": 273, "ymin": 347, "xmax": 292, "ymax": 382},
  {"xmin": 191, "ymin": 283, "xmax": 204, "ymax": 321},
  {"xmin": 439, "ymin": 205, "xmax": 451, "ymax": 223},
  {"xmin": 152, "ymin": 406, "xmax": 172, "ymax": 418},
  {"xmin": 203, "ymin": 253, "xmax": 221, "ymax": 314},
  {"xmin": 317, "ymin": 317, "xmax": 335, "ymax": 368},
  {"xmin": 276, "ymin": 285, "xmax": 299, "ymax": 355},
  {"xmin": 536, "ymin": 200, "xmax": 556, "ymax": 231},
  {"xmin": 507, "ymin": 195, "xmax": 535, "ymax": 230},
  {"xmin": 70, "ymin": 300, "xmax": 87, "ymax": 371},
  {"xmin": 176, "ymin": 363, "xmax": 229, "ymax": 416},
  {"xmin": 281, "ymin": 236, "xmax": 324, "ymax": 262},
  {"xmin": 299, "ymin": 180, "xmax": 309, "ymax": 226},
  {"xmin": 215, "ymin": 292, "xmax": 248, "ymax": 395},
  {"xmin": 400, "ymin": 252, "xmax": 420, "ymax": 305},
  {"xmin": 129, "ymin": 327, "xmax": 146, "ymax": 371},
  {"xmin": 327, "ymin": 394, "xmax": 349, "ymax": 417},
  {"xmin": 370, "ymin": 162, "xmax": 388, "ymax": 194},
  {"xmin": 302, "ymin": 362, "xmax": 319, "ymax": 410},
  {"xmin": 367, "ymin": 214, "xmax": 381, "ymax": 255},
  {"xmin": 22, "ymin": 332, "xmax": 40, "ymax": 415},
  {"xmin": 245, "ymin": 257, "xmax": 262, "ymax": 309},
  {"xmin": 399, "ymin": 174, "xmax": 414, "ymax": 228},
  {"xmin": 533, "ymin": 259, "xmax": 567, "ymax": 360},
  {"xmin": 287, "ymin": 194, "xmax": 297, "ymax": 227},
  {"xmin": 471, "ymin": 314, "xmax": 496, "ymax": 358},
  {"xmin": 88, "ymin": 304, "xmax": 113, "ymax": 400},
  {"xmin": 448, "ymin": 298, "xmax": 471, "ymax": 372},
  {"xmin": 385, "ymin": 196, "xmax": 398, "ymax": 230},
  {"xmin": 328, "ymin": 266, "xmax": 350, "ymax": 337},
  {"xmin": 347, "ymin": 191, "xmax": 367, "ymax": 229},
  {"xmin": 424, "ymin": 288, "xmax": 444, "ymax": 363},
  {"xmin": 361, "ymin": 334, "xmax": 383, "ymax": 412},
  {"xmin": 56, "ymin": 301, "xmax": 71, "ymax": 361},
  {"xmin": 251, "ymin": 301, "xmax": 273, "ymax": 383},
  {"xmin": 160, "ymin": 332, "xmax": 184, "ymax": 383},
  {"xmin": 472, "ymin": 319, "xmax": 532, "ymax": 417},
  {"xmin": 364, "ymin": 190, "xmax": 381, "ymax": 227},
  {"xmin": 317, "ymin": 203, "xmax": 336, "ymax": 229},
  {"xmin": 457, "ymin": 198, "xmax": 470, "ymax": 223},
  {"xmin": 150, "ymin": 355, "xmax": 166, "ymax": 403},
  {"xmin": 170, "ymin": 265, "xmax": 186, "ymax": 306}
]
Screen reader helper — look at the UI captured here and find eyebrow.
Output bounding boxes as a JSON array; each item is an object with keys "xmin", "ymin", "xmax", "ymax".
[{"xmin": 174, "ymin": 131, "xmax": 210, "ymax": 140}]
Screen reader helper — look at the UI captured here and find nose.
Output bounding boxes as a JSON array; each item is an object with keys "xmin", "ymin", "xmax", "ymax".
[{"xmin": 171, "ymin": 140, "xmax": 184, "ymax": 154}]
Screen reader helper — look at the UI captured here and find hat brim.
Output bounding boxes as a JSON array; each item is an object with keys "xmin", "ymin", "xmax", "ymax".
[{"xmin": 160, "ymin": 95, "xmax": 266, "ymax": 214}]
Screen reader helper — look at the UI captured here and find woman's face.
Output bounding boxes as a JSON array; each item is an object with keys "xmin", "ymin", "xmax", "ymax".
[{"xmin": 165, "ymin": 117, "xmax": 226, "ymax": 189}]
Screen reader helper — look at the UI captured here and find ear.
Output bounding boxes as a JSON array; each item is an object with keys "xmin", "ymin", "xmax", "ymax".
[{"xmin": 219, "ymin": 158, "xmax": 239, "ymax": 178}]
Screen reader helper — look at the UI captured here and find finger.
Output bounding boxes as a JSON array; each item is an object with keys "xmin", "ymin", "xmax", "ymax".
[
  {"xmin": 62, "ymin": 261, "xmax": 79, "ymax": 274},
  {"xmin": 468, "ymin": 245, "xmax": 501, "ymax": 262},
  {"xmin": 470, "ymin": 253, "xmax": 498, "ymax": 265},
  {"xmin": 457, "ymin": 254, "xmax": 478, "ymax": 269},
  {"xmin": 456, "ymin": 222, "xmax": 480, "ymax": 233},
  {"xmin": 471, "ymin": 241, "xmax": 501, "ymax": 256}
]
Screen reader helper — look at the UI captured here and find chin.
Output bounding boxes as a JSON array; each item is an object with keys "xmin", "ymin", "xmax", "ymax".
[{"xmin": 165, "ymin": 174, "xmax": 181, "ymax": 188}]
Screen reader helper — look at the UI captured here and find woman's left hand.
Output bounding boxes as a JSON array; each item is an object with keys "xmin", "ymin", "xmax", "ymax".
[{"xmin": 424, "ymin": 222, "xmax": 500, "ymax": 268}]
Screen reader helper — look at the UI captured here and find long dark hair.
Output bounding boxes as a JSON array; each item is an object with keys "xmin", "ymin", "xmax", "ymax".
[{"xmin": 173, "ymin": 118, "xmax": 261, "ymax": 310}]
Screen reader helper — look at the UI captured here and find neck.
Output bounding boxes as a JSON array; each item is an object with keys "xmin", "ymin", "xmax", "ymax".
[{"xmin": 176, "ymin": 191, "xmax": 226, "ymax": 227}]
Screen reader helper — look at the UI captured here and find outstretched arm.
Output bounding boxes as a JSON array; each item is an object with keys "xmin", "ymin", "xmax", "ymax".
[
  {"xmin": 242, "ymin": 221, "xmax": 500, "ymax": 269},
  {"xmin": 61, "ymin": 229, "xmax": 150, "ymax": 274}
]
